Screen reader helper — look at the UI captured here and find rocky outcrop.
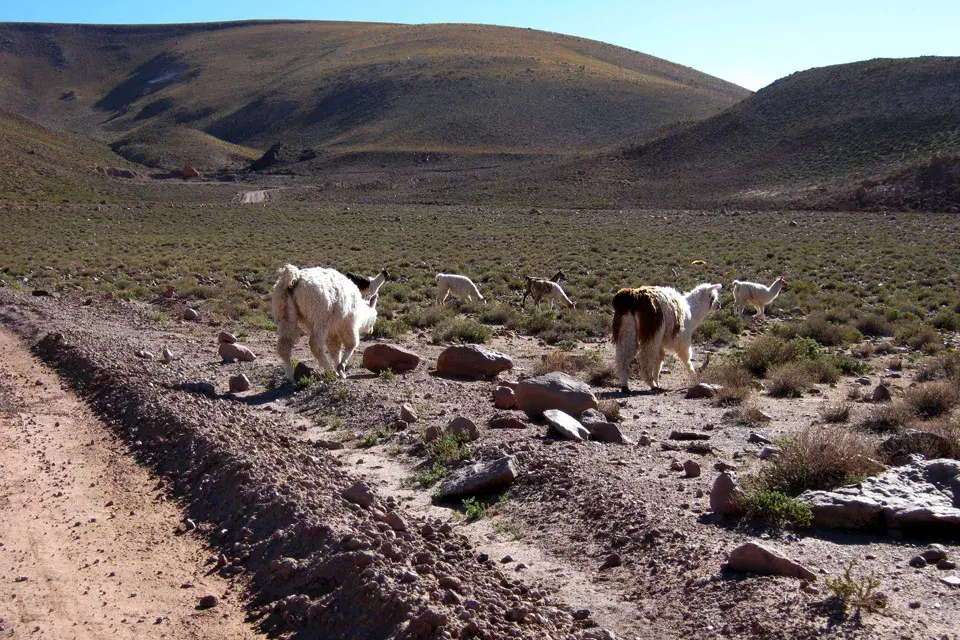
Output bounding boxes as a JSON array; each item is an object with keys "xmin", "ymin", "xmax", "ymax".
[
  {"xmin": 437, "ymin": 457, "xmax": 518, "ymax": 498},
  {"xmin": 436, "ymin": 345, "xmax": 513, "ymax": 379},
  {"xmin": 362, "ymin": 343, "xmax": 421, "ymax": 373},
  {"xmin": 798, "ymin": 458, "xmax": 960, "ymax": 533},
  {"xmin": 514, "ymin": 372, "xmax": 598, "ymax": 418},
  {"xmin": 726, "ymin": 542, "xmax": 816, "ymax": 581}
]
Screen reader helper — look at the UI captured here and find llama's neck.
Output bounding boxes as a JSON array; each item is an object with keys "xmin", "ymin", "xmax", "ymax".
[
  {"xmin": 685, "ymin": 287, "xmax": 715, "ymax": 329},
  {"xmin": 768, "ymin": 279, "xmax": 785, "ymax": 297},
  {"xmin": 368, "ymin": 270, "xmax": 387, "ymax": 295}
]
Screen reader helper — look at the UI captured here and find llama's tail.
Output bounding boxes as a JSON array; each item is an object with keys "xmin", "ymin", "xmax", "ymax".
[
  {"xmin": 730, "ymin": 280, "xmax": 742, "ymax": 295},
  {"xmin": 611, "ymin": 288, "xmax": 663, "ymax": 344},
  {"xmin": 271, "ymin": 264, "xmax": 301, "ymax": 328}
]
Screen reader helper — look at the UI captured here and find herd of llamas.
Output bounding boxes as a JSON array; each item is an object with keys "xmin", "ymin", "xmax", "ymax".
[{"xmin": 271, "ymin": 263, "xmax": 788, "ymax": 392}]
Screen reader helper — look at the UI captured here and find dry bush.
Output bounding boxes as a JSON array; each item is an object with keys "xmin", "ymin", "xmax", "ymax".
[
  {"xmin": 854, "ymin": 313, "xmax": 894, "ymax": 337},
  {"xmin": 912, "ymin": 416, "xmax": 960, "ymax": 458},
  {"xmin": 821, "ymin": 401, "xmax": 852, "ymax": 423},
  {"xmin": 903, "ymin": 381, "xmax": 958, "ymax": 420},
  {"xmin": 698, "ymin": 359, "xmax": 755, "ymax": 405},
  {"xmin": 725, "ymin": 399, "xmax": 771, "ymax": 425},
  {"xmin": 534, "ymin": 348, "xmax": 613, "ymax": 387},
  {"xmin": 860, "ymin": 402, "xmax": 917, "ymax": 433},
  {"xmin": 742, "ymin": 335, "xmax": 820, "ymax": 377},
  {"xmin": 754, "ymin": 426, "xmax": 884, "ymax": 495},
  {"xmin": 916, "ymin": 352, "xmax": 960, "ymax": 383},
  {"xmin": 767, "ymin": 362, "xmax": 816, "ymax": 398}
]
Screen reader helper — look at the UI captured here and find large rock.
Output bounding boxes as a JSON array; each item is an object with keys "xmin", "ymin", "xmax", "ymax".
[
  {"xmin": 228, "ymin": 374, "xmax": 251, "ymax": 393},
  {"xmin": 437, "ymin": 456, "xmax": 518, "ymax": 498},
  {"xmin": 710, "ymin": 473, "xmax": 745, "ymax": 516},
  {"xmin": 436, "ymin": 345, "xmax": 513, "ymax": 379},
  {"xmin": 514, "ymin": 372, "xmax": 598, "ymax": 418},
  {"xmin": 798, "ymin": 458, "xmax": 960, "ymax": 533},
  {"xmin": 686, "ymin": 383, "xmax": 723, "ymax": 399},
  {"xmin": 543, "ymin": 409, "xmax": 589, "ymax": 441},
  {"xmin": 219, "ymin": 342, "xmax": 256, "ymax": 363},
  {"xmin": 341, "ymin": 481, "xmax": 377, "ymax": 508},
  {"xmin": 578, "ymin": 408, "xmax": 630, "ymax": 443},
  {"xmin": 727, "ymin": 542, "xmax": 816, "ymax": 581},
  {"xmin": 363, "ymin": 343, "xmax": 421, "ymax": 373}
]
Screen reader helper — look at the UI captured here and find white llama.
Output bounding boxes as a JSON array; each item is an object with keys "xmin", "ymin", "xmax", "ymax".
[
  {"xmin": 612, "ymin": 283, "xmax": 722, "ymax": 392},
  {"xmin": 731, "ymin": 276, "xmax": 787, "ymax": 320},
  {"xmin": 435, "ymin": 273, "xmax": 484, "ymax": 304},
  {"xmin": 272, "ymin": 264, "xmax": 378, "ymax": 381}
]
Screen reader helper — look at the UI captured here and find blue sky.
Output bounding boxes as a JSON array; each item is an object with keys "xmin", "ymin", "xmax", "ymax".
[{"xmin": 3, "ymin": 0, "xmax": 958, "ymax": 90}]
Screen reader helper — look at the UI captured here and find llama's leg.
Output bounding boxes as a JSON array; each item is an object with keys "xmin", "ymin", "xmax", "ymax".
[
  {"xmin": 338, "ymin": 329, "xmax": 360, "ymax": 378},
  {"xmin": 436, "ymin": 283, "xmax": 447, "ymax": 305},
  {"xmin": 644, "ymin": 340, "xmax": 665, "ymax": 389},
  {"xmin": 615, "ymin": 314, "xmax": 638, "ymax": 392},
  {"xmin": 676, "ymin": 341, "xmax": 695, "ymax": 377},
  {"xmin": 326, "ymin": 332, "xmax": 344, "ymax": 377},
  {"xmin": 309, "ymin": 329, "xmax": 335, "ymax": 373},
  {"xmin": 276, "ymin": 321, "xmax": 300, "ymax": 381}
]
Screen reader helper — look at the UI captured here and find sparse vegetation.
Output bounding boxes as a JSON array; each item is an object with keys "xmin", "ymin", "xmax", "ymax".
[
  {"xmin": 425, "ymin": 434, "xmax": 474, "ymax": 465},
  {"xmin": 821, "ymin": 401, "xmax": 852, "ymax": 423},
  {"xmin": 740, "ymin": 489, "xmax": 813, "ymax": 528},
  {"xmin": 826, "ymin": 560, "xmax": 886, "ymax": 614}
]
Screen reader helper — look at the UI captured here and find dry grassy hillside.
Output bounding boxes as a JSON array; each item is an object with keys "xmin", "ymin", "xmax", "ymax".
[
  {"xmin": 556, "ymin": 57, "xmax": 960, "ymax": 209},
  {"xmin": 0, "ymin": 20, "xmax": 748, "ymax": 170}
]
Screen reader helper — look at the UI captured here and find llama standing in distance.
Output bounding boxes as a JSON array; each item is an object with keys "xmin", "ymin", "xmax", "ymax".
[
  {"xmin": 612, "ymin": 283, "xmax": 722, "ymax": 392},
  {"xmin": 272, "ymin": 265, "xmax": 378, "ymax": 381},
  {"xmin": 731, "ymin": 276, "xmax": 787, "ymax": 320},
  {"xmin": 436, "ymin": 273, "xmax": 484, "ymax": 304},
  {"xmin": 522, "ymin": 271, "xmax": 570, "ymax": 308},
  {"xmin": 345, "ymin": 268, "xmax": 390, "ymax": 299}
]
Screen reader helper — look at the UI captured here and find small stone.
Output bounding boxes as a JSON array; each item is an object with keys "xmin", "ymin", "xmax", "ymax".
[
  {"xmin": 714, "ymin": 460, "xmax": 738, "ymax": 472},
  {"xmin": 920, "ymin": 545, "xmax": 947, "ymax": 563},
  {"xmin": 159, "ymin": 347, "xmax": 174, "ymax": 364},
  {"xmin": 493, "ymin": 386, "xmax": 518, "ymax": 409},
  {"xmin": 908, "ymin": 555, "xmax": 927, "ymax": 568},
  {"xmin": 183, "ymin": 308, "xmax": 200, "ymax": 321},
  {"xmin": 438, "ymin": 576, "xmax": 462, "ymax": 591},
  {"xmin": 383, "ymin": 511, "xmax": 407, "ymax": 532},
  {"xmin": 872, "ymin": 384, "xmax": 892, "ymax": 403},
  {"xmin": 600, "ymin": 553, "xmax": 622, "ymax": 570},
  {"xmin": 217, "ymin": 331, "xmax": 237, "ymax": 344},
  {"xmin": 759, "ymin": 445, "xmax": 779, "ymax": 460},
  {"xmin": 683, "ymin": 460, "xmax": 701, "ymax": 478},
  {"xmin": 134, "ymin": 349, "xmax": 154, "ymax": 359},
  {"xmin": 424, "ymin": 425, "xmax": 443, "ymax": 443},
  {"xmin": 748, "ymin": 432, "xmax": 773, "ymax": 445},
  {"xmin": 341, "ymin": 481, "xmax": 377, "ymax": 508},
  {"xmin": 218, "ymin": 342, "xmax": 256, "ymax": 363},
  {"xmin": 488, "ymin": 414, "xmax": 527, "ymax": 430},
  {"xmin": 669, "ymin": 431, "xmax": 710, "ymax": 441},
  {"xmin": 228, "ymin": 374, "xmax": 251, "ymax": 393},
  {"xmin": 447, "ymin": 416, "xmax": 480, "ymax": 442},
  {"xmin": 936, "ymin": 559, "xmax": 956, "ymax": 570},
  {"xmin": 686, "ymin": 383, "xmax": 722, "ymax": 399},
  {"xmin": 670, "ymin": 460, "xmax": 684, "ymax": 471},
  {"xmin": 400, "ymin": 403, "xmax": 418, "ymax": 423},
  {"xmin": 940, "ymin": 575, "xmax": 960, "ymax": 588},
  {"xmin": 908, "ymin": 601, "xmax": 922, "ymax": 609},
  {"xmin": 637, "ymin": 434, "xmax": 652, "ymax": 446},
  {"xmin": 198, "ymin": 594, "xmax": 219, "ymax": 608},
  {"xmin": 501, "ymin": 555, "xmax": 513, "ymax": 563}
]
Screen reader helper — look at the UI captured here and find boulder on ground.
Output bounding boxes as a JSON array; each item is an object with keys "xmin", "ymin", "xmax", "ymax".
[
  {"xmin": 683, "ymin": 460, "xmax": 701, "ymax": 478},
  {"xmin": 493, "ymin": 386, "xmax": 517, "ymax": 409},
  {"xmin": 400, "ymin": 403, "xmax": 418, "ymax": 423},
  {"xmin": 436, "ymin": 345, "xmax": 513, "ymax": 379},
  {"xmin": 219, "ymin": 342, "xmax": 256, "ymax": 363},
  {"xmin": 437, "ymin": 456, "xmax": 518, "ymax": 498},
  {"xmin": 447, "ymin": 416, "xmax": 480, "ymax": 442},
  {"xmin": 585, "ymin": 421, "xmax": 631, "ymax": 444},
  {"xmin": 710, "ymin": 473, "xmax": 745, "ymax": 516},
  {"xmin": 726, "ymin": 542, "xmax": 816, "ymax": 581},
  {"xmin": 798, "ymin": 458, "xmax": 960, "ymax": 533},
  {"xmin": 229, "ymin": 374, "xmax": 251, "ymax": 393},
  {"xmin": 217, "ymin": 331, "xmax": 237, "ymax": 344},
  {"xmin": 363, "ymin": 343, "xmax": 421, "ymax": 374},
  {"xmin": 514, "ymin": 372, "xmax": 598, "ymax": 418},
  {"xmin": 872, "ymin": 383, "xmax": 892, "ymax": 403},
  {"xmin": 182, "ymin": 308, "xmax": 200, "ymax": 321},
  {"xmin": 543, "ymin": 409, "xmax": 589, "ymax": 441},
  {"xmin": 342, "ymin": 481, "xmax": 377, "ymax": 508},
  {"xmin": 686, "ymin": 383, "xmax": 723, "ymax": 399}
]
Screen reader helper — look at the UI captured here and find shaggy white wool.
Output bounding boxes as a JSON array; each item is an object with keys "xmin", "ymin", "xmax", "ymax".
[{"xmin": 272, "ymin": 264, "xmax": 378, "ymax": 381}]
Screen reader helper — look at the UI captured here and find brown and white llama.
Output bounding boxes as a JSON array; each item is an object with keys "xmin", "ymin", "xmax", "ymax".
[
  {"xmin": 612, "ymin": 283, "xmax": 722, "ymax": 392},
  {"xmin": 522, "ymin": 271, "xmax": 573, "ymax": 309}
]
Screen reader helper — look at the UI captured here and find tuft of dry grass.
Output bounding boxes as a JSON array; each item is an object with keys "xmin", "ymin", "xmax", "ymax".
[
  {"xmin": 821, "ymin": 401, "xmax": 852, "ymax": 423},
  {"xmin": 597, "ymin": 399, "xmax": 620, "ymax": 423},
  {"xmin": 902, "ymin": 381, "xmax": 958, "ymax": 420},
  {"xmin": 766, "ymin": 362, "xmax": 816, "ymax": 398},
  {"xmin": 697, "ymin": 360, "xmax": 756, "ymax": 406},
  {"xmin": 534, "ymin": 348, "xmax": 613, "ymax": 387},
  {"xmin": 753, "ymin": 426, "xmax": 885, "ymax": 496},
  {"xmin": 859, "ymin": 402, "xmax": 917, "ymax": 433},
  {"xmin": 916, "ymin": 352, "xmax": 960, "ymax": 384}
]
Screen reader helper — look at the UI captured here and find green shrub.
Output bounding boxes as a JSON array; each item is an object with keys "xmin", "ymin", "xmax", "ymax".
[
  {"xmin": 859, "ymin": 402, "xmax": 916, "ymax": 433},
  {"xmin": 821, "ymin": 402, "xmax": 852, "ymax": 423},
  {"xmin": 698, "ymin": 359, "xmax": 756, "ymax": 405},
  {"xmin": 931, "ymin": 311, "xmax": 960, "ymax": 331},
  {"xmin": 461, "ymin": 497, "xmax": 486, "ymax": 522},
  {"xmin": 432, "ymin": 317, "xmax": 492, "ymax": 344},
  {"xmin": 740, "ymin": 490, "xmax": 813, "ymax": 528},
  {"xmin": 413, "ymin": 462, "xmax": 447, "ymax": 487},
  {"xmin": 478, "ymin": 303, "xmax": 518, "ymax": 326},
  {"xmin": 425, "ymin": 434, "xmax": 474, "ymax": 464},
  {"xmin": 854, "ymin": 313, "xmax": 894, "ymax": 337},
  {"xmin": 826, "ymin": 560, "xmax": 886, "ymax": 613},
  {"xmin": 372, "ymin": 317, "xmax": 411, "ymax": 339},
  {"xmin": 916, "ymin": 352, "xmax": 960, "ymax": 383},
  {"xmin": 742, "ymin": 335, "xmax": 820, "ymax": 377}
]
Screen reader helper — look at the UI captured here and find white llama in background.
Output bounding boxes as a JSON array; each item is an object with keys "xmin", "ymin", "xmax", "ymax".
[{"xmin": 731, "ymin": 276, "xmax": 787, "ymax": 320}]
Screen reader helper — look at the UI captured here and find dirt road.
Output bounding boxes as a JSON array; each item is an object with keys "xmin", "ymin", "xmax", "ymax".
[{"xmin": 0, "ymin": 328, "xmax": 259, "ymax": 639}]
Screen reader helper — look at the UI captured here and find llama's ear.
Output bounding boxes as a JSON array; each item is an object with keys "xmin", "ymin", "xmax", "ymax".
[
  {"xmin": 369, "ymin": 294, "xmax": 379, "ymax": 309},
  {"xmin": 713, "ymin": 283, "xmax": 722, "ymax": 290}
]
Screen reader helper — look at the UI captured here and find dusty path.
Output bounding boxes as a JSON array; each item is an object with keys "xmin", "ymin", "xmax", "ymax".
[
  {"xmin": 0, "ymin": 328, "xmax": 260, "ymax": 639},
  {"xmin": 236, "ymin": 190, "xmax": 268, "ymax": 204}
]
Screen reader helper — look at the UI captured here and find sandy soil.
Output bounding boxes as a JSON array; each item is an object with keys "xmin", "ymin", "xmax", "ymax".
[{"xmin": 0, "ymin": 327, "xmax": 259, "ymax": 639}]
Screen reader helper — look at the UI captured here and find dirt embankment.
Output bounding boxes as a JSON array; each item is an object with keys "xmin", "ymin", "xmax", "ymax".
[{"xmin": 0, "ymin": 292, "xmax": 593, "ymax": 640}]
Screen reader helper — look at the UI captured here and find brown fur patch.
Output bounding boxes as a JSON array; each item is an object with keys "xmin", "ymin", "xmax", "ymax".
[{"xmin": 612, "ymin": 287, "xmax": 664, "ymax": 344}]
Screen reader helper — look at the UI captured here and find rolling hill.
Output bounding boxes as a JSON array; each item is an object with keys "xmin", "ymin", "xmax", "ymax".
[
  {"xmin": 0, "ymin": 20, "xmax": 749, "ymax": 170},
  {"xmin": 557, "ymin": 57, "xmax": 960, "ymax": 209}
]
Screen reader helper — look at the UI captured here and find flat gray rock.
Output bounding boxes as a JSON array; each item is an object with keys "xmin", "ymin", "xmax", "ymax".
[
  {"xmin": 799, "ymin": 458, "xmax": 960, "ymax": 534},
  {"xmin": 543, "ymin": 409, "xmax": 589, "ymax": 441},
  {"xmin": 515, "ymin": 372, "xmax": 598, "ymax": 418},
  {"xmin": 437, "ymin": 456, "xmax": 518, "ymax": 498}
]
